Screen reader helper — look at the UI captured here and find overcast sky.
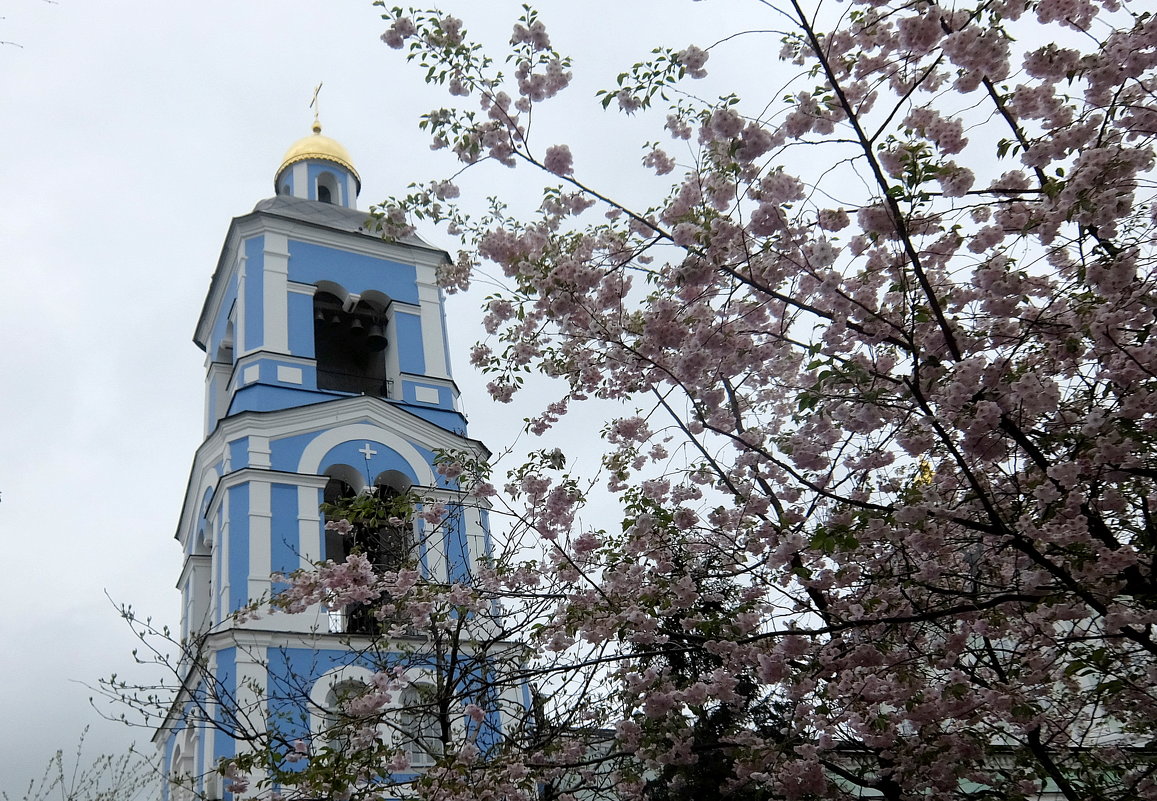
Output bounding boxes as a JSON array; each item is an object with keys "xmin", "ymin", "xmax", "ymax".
[{"xmin": 0, "ymin": 1, "xmax": 762, "ymax": 794}]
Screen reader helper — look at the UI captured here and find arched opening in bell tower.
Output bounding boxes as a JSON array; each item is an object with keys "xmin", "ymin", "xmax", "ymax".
[
  {"xmin": 316, "ymin": 171, "xmax": 340, "ymax": 205},
  {"xmin": 312, "ymin": 289, "xmax": 389, "ymax": 396}
]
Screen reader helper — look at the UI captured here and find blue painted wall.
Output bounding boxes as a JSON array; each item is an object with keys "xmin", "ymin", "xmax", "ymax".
[
  {"xmin": 394, "ymin": 312, "xmax": 425, "ymax": 374},
  {"xmin": 393, "ymin": 403, "xmax": 468, "ymax": 433},
  {"xmin": 287, "ymin": 291, "xmax": 314, "ymax": 357},
  {"xmin": 271, "ymin": 483, "xmax": 299, "ymax": 577},
  {"xmin": 228, "ymin": 438, "xmax": 249, "ymax": 471},
  {"xmin": 286, "ymin": 241, "xmax": 420, "ymax": 305},
  {"xmin": 317, "ymin": 440, "xmax": 419, "ymax": 485},
  {"xmin": 269, "ymin": 431, "xmax": 318, "ymax": 473},
  {"xmin": 305, "ymin": 163, "xmax": 356, "ymax": 207},
  {"xmin": 229, "ymin": 384, "xmax": 336, "ymax": 416}
]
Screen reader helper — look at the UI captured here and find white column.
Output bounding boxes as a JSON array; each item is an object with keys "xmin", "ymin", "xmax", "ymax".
[
  {"xmin": 201, "ymin": 652, "xmax": 218, "ymax": 799},
  {"xmin": 292, "ymin": 163, "xmax": 309, "ymax": 200},
  {"xmin": 235, "ymin": 251, "xmax": 249, "ymax": 357},
  {"xmin": 232, "ymin": 647, "xmax": 269, "ymax": 789},
  {"xmin": 217, "ymin": 510, "xmax": 229, "ymax": 626},
  {"xmin": 248, "ymin": 436, "xmax": 271, "ymax": 469},
  {"xmin": 263, "ymin": 233, "xmax": 290, "ymax": 354},
  {"xmin": 297, "ymin": 484, "xmax": 322, "ymax": 565},
  {"xmin": 248, "ymin": 480, "xmax": 272, "ymax": 605},
  {"xmin": 417, "ymin": 278, "xmax": 450, "ymax": 379}
]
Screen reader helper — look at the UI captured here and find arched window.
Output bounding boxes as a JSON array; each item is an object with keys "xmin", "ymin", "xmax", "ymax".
[
  {"xmin": 317, "ymin": 171, "xmax": 340, "ymax": 205},
  {"xmin": 321, "ymin": 466, "xmax": 414, "ymax": 570},
  {"xmin": 398, "ymin": 686, "xmax": 441, "ymax": 769},
  {"xmin": 373, "ymin": 469, "xmax": 412, "ymax": 496},
  {"xmin": 320, "ymin": 468, "xmax": 415, "ymax": 635},
  {"xmin": 312, "ymin": 291, "xmax": 388, "ymax": 396},
  {"xmin": 323, "ymin": 474, "xmax": 356, "ymax": 564},
  {"xmin": 169, "ymin": 734, "xmax": 196, "ymax": 801},
  {"xmin": 362, "ymin": 481, "xmax": 415, "ymax": 572},
  {"xmin": 321, "ymin": 679, "xmax": 370, "ymax": 753},
  {"xmin": 308, "ymin": 667, "xmax": 386, "ymax": 757}
]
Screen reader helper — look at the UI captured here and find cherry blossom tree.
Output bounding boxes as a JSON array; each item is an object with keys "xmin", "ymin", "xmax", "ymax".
[
  {"xmin": 356, "ymin": 2, "xmax": 1157, "ymax": 798},
  {"xmin": 158, "ymin": 2, "xmax": 1157, "ymax": 799}
]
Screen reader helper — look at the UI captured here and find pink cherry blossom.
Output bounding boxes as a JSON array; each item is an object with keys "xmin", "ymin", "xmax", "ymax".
[{"xmin": 543, "ymin": 144, "xmax": 573, "ymax": 175}]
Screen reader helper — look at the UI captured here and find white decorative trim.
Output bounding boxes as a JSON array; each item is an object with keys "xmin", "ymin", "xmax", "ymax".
[
  {"xmin": 417, "ymin": 281, "xmax": 450, "ymax": 379},
  {"xmin": 218, "ymin": 510, "xmax": 230, "ymax": 627},
  {"xmin": 206, "ymin": 362, "xmax": 232, "ymax": 436},
  {"xmin": 292, "ymin": 163, "xmax": 309, "ymax": 201},
  {"xmin": 195, "ymin": 212, "xmax": 447, "ymax": 350},
  {"xmin": 235, "ymin": 251, "xmax": 249, "ymax": 356},
  {"xmin": 297, "ymin": 422, "xmax": 437, "ymax": 485},
  {"xmin": 175, "ymin": 395, "xmax": 486, "ymax": 543},
  {"xmin": 287, "ymin": 281, "xmax": 318, "ymax": 296},
  {"xmin": 468, "ymin": 508, "xmax": 489, "ymax": 579},
  {"xmin": 202, "ymin": 652, "xmax": 217, "ymax": 782},
  {"xmin": 297, "ymin": 484, "xmax": 322, "ymax": 566},
  {"xmin": 247, "ymin": 480, "xmax": 272, "ymax": 607},
  {"xmin": 276, "ymin": 365, "xmax": 303, "ymax": 384},
  {"xmin": 177, "ymin": 466, "xmax": 223, "ymax": 549},
  {"xmin": 413, "ymin": 386, "xmax": 441, "ymax": 404},
  {"xmin": 232, "ymin": 649, "xmax": 270, "ymax": 788},
  {"xmin": 263, "ymin": 232, "xmax": 290, "ymax": 354},
  {"xmin": 242, "ymin": 364, "xmax": 260, "ymax": 385},
  {"xmin": 248, "ymin": 435, "xmax": 271, "ymax": 469},
  {"xmin": 308, "ymin": 664, "xmax": 379, "ymax": 741}
]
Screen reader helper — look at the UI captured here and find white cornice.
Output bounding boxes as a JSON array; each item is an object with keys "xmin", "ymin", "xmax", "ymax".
[
  {"xmin": 200, "ymin": 626, "xmax": 523, "ymax": 660},
  {"xmin": 175, "ymin": 394, "xmax": 487, "ymax": 542},
  {"xmin": 176, "ymin": 553, "xmax": 211, "ymax": 590},
  {"xmin": 198, "ymin": 468, "xmax": 328, "ymax": 535}
]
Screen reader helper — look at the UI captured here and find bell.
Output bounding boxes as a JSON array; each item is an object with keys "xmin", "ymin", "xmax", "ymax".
[
  {"xmin": 366, "ymin": 322, "xmax": 387, "ymax": 352},
  {"xmin": 349, "ymin": 317, "xmax": 367, "ymax": 336},
  {"xmin": 328, "ymin": 311, "xmax": 343, "ymax": 326}
]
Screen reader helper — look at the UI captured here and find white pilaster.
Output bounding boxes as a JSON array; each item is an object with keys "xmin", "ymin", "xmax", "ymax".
[
  {"xmin": 263, "ymin": 233, "xmax": 290, "ymax": 354},
  {"xmin": 235, "ymin": 251, "xmax": 249, "ymax": 356},
  {"xmin": 232, "ymin": 647, "xmax": 269, "ymax": 788},
  {"xmin": 292, "ymin": 163, "xmax": 309, "ymax": 200},
  {"xmin": 247, "ymin": 436, "xmax": 271, "ymax": 469},
  {"xmin": 248, "ymin": 480, "xmax": 272, "ymax": 604},
  {"xmin": 298, "ymin": 484, "xmax": 322, "ymax": 566},
  {"xmin": 217, "ymin": 513, "xmax": 229, "ymax": 626},
  {"xmin": 417, "ymin": 279, "xmax": 450, "ymax": 379}
]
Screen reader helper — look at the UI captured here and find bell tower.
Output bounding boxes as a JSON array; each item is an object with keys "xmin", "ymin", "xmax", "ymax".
[
  {"xmin": 156, "ymin": 121, "xmax": 496, "ymax": 800},
  {"xmin": 197, "ymin": 120, "xmax": 465, "ymax": 436}
]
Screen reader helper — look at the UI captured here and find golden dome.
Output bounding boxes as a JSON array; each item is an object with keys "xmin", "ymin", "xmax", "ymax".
[{"xmin": 276, "ymin": 120, "xmax": 361, "ymax": 190}]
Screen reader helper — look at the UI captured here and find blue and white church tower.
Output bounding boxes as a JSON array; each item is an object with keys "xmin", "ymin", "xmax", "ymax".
[{"xmin": 155, "ymin": 121, "xmax": 498, "ymax": 799}]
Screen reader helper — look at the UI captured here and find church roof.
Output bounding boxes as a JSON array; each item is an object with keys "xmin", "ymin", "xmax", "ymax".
[{"xmin": 252, "ymin": 194, "xmax": 439, "ymax": 251}]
